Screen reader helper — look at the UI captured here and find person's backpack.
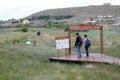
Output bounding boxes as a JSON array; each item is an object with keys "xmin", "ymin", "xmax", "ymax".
[{"xmin": 85, "ymin": 38, "xmax": 91, "ymax": 46}]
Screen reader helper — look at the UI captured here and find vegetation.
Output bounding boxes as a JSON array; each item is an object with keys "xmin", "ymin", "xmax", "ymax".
[
  {"xmin": 15, "ymin": 23, "xmax": 30, "ymax": 32},
  {"xmin": 0, "ymin": 26, "xmax": 120, "ymax": 80},
  {"xmin": 44, "ymin": 22, "xmax": 70, "ymax": 31},
  {"xmin": 28, "ymin": 15, "xmax": 74, "ymax": 20}
]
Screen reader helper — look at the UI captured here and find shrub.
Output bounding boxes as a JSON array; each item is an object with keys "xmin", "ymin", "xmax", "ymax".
[
  {"xmin": 16, "ymin": 23, "xmax": 23, "ymax": 28},
  {"xmin": 21, "ymin": 27, "xmax": 28, "ymax": 32},
  {"xmin": 23, "ymin": 23, "xmax": 31, "ymax": 27},
  {"xmin": 14, "ymin": 27, "xmax": 28, "ymax": 32},
  {"xmin": 64, "ymin": 26, "xmax": 69, "ymax": 31},
  {"xmin": 14, "ymin": 28, "xmax": 22, "ymax": 32}
]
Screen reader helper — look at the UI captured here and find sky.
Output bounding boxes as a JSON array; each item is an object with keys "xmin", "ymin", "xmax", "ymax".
[{"xmin": 0, "ymin": 0, "xmax": 120, "ymax": 20}]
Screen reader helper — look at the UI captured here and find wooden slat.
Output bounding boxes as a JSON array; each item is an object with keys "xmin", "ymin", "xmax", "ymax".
[
  {"xmin": 68, "ymin": 24, "xmax": 103, "ymax": 31},
  {"xmin": 49, "ymin": 53, "xmax": 120, "ymax": 65},
  {"xmin": 55, "ymin": 36, "xmax": 69, "ymax": 40}
]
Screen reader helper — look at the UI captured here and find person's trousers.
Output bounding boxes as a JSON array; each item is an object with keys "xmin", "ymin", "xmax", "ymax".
[
  {"xmin": 76, "ymin": 45, "xmax": 82, "ymax": 57},
  {"xmin": 85, "ymin": 45, "xmax": 89, "ymax": 57}
]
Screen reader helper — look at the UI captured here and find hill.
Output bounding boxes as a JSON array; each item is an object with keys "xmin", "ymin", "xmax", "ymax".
[
  {"xmin": 25, "ymin": 5, "xmax": 120, "ymax": 24},
  {"xmin": 1, "ymin": 5, "xmax": 120, "ymax": 27}
]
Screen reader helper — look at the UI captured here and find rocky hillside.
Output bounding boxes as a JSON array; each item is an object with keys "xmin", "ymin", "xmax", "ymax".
[{"xmin": 25, "ymin": 5, "xmax": 120, "ymax": 24}]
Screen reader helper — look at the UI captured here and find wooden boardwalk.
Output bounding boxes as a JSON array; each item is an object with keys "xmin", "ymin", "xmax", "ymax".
[{"xmin": 49, "ymin": 53, "xmax": 120, "ymax": 66}]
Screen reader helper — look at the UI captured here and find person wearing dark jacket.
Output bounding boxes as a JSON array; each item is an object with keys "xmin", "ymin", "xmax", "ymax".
[{"xmin": 75, "ymin": 32, "xmax": 83, "ymax": 58}]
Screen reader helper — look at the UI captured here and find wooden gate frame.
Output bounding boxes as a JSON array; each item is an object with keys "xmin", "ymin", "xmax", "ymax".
[{"xmin": 68, "ymin": 24, "xmax": 103, "ymax": 55}]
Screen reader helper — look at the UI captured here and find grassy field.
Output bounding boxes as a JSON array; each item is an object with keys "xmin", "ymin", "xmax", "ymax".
[{"xmin": 0, "ymin": 27, "xmax": 120, "ymax": 80}]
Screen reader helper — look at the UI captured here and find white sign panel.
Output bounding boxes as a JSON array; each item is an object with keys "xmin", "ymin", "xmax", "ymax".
[{"xmin": 56, "ymin": 39, "xmax": 69, "ymax": 49}]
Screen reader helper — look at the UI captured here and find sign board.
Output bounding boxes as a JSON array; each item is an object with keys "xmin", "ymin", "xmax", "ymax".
[
  {"xmin": 55, "ymin": 36, "xmax": 69, "ymax": 49},
  {"xmin": 68, "ymin": 24, "xmax": 103, "ymax": 31}
]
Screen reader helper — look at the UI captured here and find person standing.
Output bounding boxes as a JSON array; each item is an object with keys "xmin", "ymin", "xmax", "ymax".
[
  {"xmin": 75, "ymin": 32, "xmax": 83, "ymax": 58},
  {"xmin": 84, "ymin": 34, "xmax": 91, "ymax": 58}
]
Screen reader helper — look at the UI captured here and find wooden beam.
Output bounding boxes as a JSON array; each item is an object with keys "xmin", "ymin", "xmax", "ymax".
[
  {"xmin": 68, "ymin": 30, "xmax": 71, "ymax": 55},
  {"xmin": 55, "ymin": 36, "xmax": 69, "ymax": 40},
  {"xmin": 68, "ymin": 24, "xmax": 102, "ymax": 31},
  {"xmin": 100, "ymin": 28, "xmax": 104, "ymax": 54}
]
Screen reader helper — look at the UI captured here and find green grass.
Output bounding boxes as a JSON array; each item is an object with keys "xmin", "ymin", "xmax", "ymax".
[{"xmin": 0, "ymin": 27, "xmax": 120, "ymax": 80}]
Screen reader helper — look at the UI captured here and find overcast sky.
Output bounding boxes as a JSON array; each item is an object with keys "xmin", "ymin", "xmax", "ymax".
[{"xmin": 0, "ymin": 0, "xmax": 119, "ymax": 20}]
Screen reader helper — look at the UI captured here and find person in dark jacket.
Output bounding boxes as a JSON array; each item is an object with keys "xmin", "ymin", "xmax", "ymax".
[{"xmin": 75, "ymin": 32, "xmax": 83, "ymax": 58}]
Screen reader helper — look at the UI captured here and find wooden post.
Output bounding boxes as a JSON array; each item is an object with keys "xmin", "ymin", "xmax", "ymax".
[
  {"xmin": 100, "ymin": 28, "xmax": 103, "ymax": 54},
  {"xmin": 68, "ymin": 30, "xmax": 71, "ymax": 55},
  {"xmin": 33, "ymin": 40, "xmax": 37, "ymax": 46},
  {"xmin": 65, "ymin": 49, "xmax": 67, "ymax": 57},
  {"xmin": 65, "ymin": 48, "xmax": 69, "ymax": 57}
]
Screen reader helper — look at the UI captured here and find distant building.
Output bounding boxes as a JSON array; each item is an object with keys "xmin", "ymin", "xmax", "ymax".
[
  {"xmin": 22, "ymin": 20, "xmax": 30, "ymax": 24},
  {"xmin": 103, "ymin": 3, "xmax": 111, "ymax": 7},
  {"xmin": 83, "ymin": 20, "xmax": 96, "ymax": 24}
]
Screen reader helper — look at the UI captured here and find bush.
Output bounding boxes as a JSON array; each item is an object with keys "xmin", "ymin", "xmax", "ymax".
[
  {"xmin": 21, "ymin": 27, "xmax": 28, "ymax": 32},
  {"xmin": 14, "ymin": 28, "xmax": 22, "ymax": 32},
  {"xmin": 16, "ymin": 23, "xmax": 23, "ymax": 28},
  {"xmin": 14, "ymin": 27, "xmax": 28, "ymax": 32},
  {"xmin": 64, "ymin": 26, "xmax": 69, "ymax": 31},
  {"xmin": 23, "ymin": 23, "xmax": 31, "ymax": 27}
]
